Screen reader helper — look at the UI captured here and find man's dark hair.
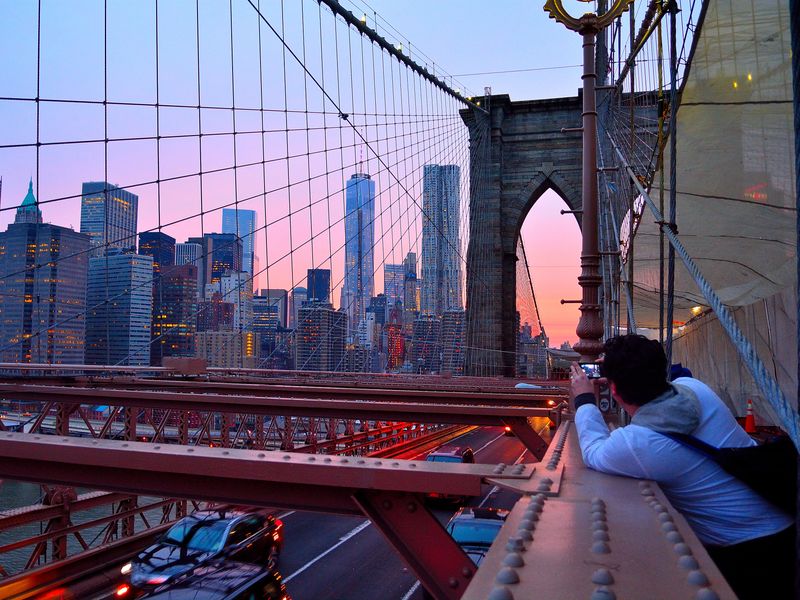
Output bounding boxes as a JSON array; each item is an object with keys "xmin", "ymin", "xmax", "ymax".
[{"xmin": 599, "ymin": 335, "xmax": 670, "ymax": 406}]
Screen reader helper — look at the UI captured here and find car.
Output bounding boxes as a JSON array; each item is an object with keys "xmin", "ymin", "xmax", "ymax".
[
  {"xmin": 503, "ymin": 425, "xmax": 515, "ymax": 436},
  {"xmin": 117, "ymin": 559, "xmax": 290, "ymax": 600},
  {"xmin": 424, "ymin": 446, "xmax": 475, "ymax": 504},
  {"xmin": 425, "ymin": 445, "xmax": 475, "ymax": 464},
  {"xmin": 445, "ymin": 507, "xmax": 509, "ymax": 565},
  {"xmin": 122, "ymin": 510, "xmax": 284, "ymax": 595}
]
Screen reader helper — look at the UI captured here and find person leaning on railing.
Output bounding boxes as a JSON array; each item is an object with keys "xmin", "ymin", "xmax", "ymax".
[{"xmin": 568, "ymin": 334, "xmax": 795, "ymax": 600}]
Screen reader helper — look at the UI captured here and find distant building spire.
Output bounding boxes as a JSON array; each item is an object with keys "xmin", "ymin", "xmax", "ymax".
[{"xmin": 14, "ymin": 179, "xmax": 43, "ymax": 224}]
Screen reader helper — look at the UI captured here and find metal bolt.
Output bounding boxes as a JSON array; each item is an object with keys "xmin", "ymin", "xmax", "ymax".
[
  {"xmin": 382, "ymin": 500, "xmax": 393, "ymax": 509},
  {"xmin": 257, "ymin": 453, "xmax": 265, "ymax": 458},
  {"xmin": 666, "ymin": 531, "xmax": 684, "ymax": 544},
  {"xmin": 341, "ymin": 458, "xmax": 349, "ymax": 463},
  {"xmin": 641, "ymin": 488, "xmax": 655, "ymax": 496},
  {"xmin": 590, "ymin": 586, "xmax": 617, "ymax": 600},
  {"xmin": 283, "ymin": 455, "xmax": 291, "ymax": 461},
  {"xmin": 307, "ymin": 456, "xmax": 316, "ymax": 462},
  {"xmin": 591, "ymin": 541, "xmax": 611, "ymax": 554},
  {"xmin": 678, "ymin": 555, "xmax": 699, "ymax": 570},
  {"xmin": 592, "ymin": 522, "xmax": 608, "ymax": 531},
  {"xmin": 496, "ymin": 567, "xmax": 520, "ymax": 584},
  {"xmin": 658, "ymin": 512, "xmax": 673, "ymax": 523},
  {"xmin": 517, "ymin": 529, "xmax": 533, "ymax": 541},
  {"xmin": 541, "ymin": 477, "xmax": 553, "ymax": 485},
  {"xmin": 153, "ymin": 445, "xmax": 161, "ymax": 450},
  {"xmin": 687, "ymin": 570, "xmax": 709, "ymax": 587},
  {"xmin": 324, "ymin": 457, "xmax": 332, "ymax": 463},
  {"xmin": 462, "ymin": 566, "xmax": 473, "ymax": 577},
  {"xmin": 448, "ymin": 577, "xmax": 459, "ymax": 589},
  {"xmin": 407, "ymin": 502, "xmax": 417, "ymax": 513},
  {"xmin": 487, "ymin": 586, "xmax": 514, "ymax": 600},
  {"xmin": 695, "ymin": 588, "xmax": 720, "ymax": 600},
  {"xmin": 591, "ymin": 568, "xmax": 614, "ymax": 585},
  {"xmin": 187, "ymin": 448, "xmax": 194, "ymax": 452},
  {"xmin": 503, "ymin": 552, "xmax": 524, "ymax": 567},
  {"xmin": 661, "ymin": 522, "xmax": 677, "ymax": 533},
  {"xmin": 522, "ymin": 510, "xmax": 540, "ymax": 522},
  {"xmin": 592, "ymin": 531, "xmax": 610, "ymax": 542},
  {"xmin": 673, "ymin": 543, "xmax": 691, "ymax": 556},
  {"xmin": 505, "ymin": 537, "xmax": 525, "ymax": 552},
  {"xmin": 519, "ymin": 518, "xmax": 535, "ymax": 530},
  {"xmin": 409, "ymin": 463, "xmax": 417, "ymax": 468},
  {"xmin": 222, "ymin": 451, "xmax": 230, "ymax": 456}
]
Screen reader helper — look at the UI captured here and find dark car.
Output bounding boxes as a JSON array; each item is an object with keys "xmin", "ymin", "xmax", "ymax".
[
  {"xmin": 424, "ymin": 446, "xmax": 475, "ymax": 504},
  {"xmin": 124, "ymin": 559, "xmax": 289, "ymax": 600},
  {"xmin": 446, "ymin": 507, "xmax": 509, "ymax": 565},
  {"xmin": 122, "ymin": 510, "xmax": 284, "ymax": 594}
]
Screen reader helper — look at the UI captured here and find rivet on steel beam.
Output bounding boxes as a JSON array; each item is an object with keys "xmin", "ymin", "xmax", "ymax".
[
  {"xmin": 307, "ymin": 456, "xmax": 316, "ymax": 462},
  {"xmin": 283, "ymin": 455, "xmax": 291, "ymax": 461},
  {"xmin": 153, "ymin": 446, "xmax": 161, "ymax": 450},
  {"xmin": 661, "ymin": 522, "xmax": 677, "ymax": 533},
  {"xmin": 257, "ymin": 453, "xmax": 265, "ymax": 458},
  {"xmin": 519, "ymin": 518, "xmax": 536, "ymax": 530},
  {"xmin": 677, "ymin": 555, "xmax": 699, "ymax": 570},
  {"xmin": 340, "ymin": 458, "xmax": 348, "ymax": 463},
  {"xmin": 493, "ymin": 465, "xmax": 506, "ymax": 475},
  {"xmin": 392, "ymin": 462, "xmax": 400, "ymax": 467},
  {"xmin": 503, "ymin": 552, "xmax": 524, "ymax": 568},
  {"xmin": 505, "ymin": 537, "xmax": 525, "ymax": 552},
  {"xmin": 638, "ymin": 481, "xmax": 651, "ymax": 489},
  {"xmin": 541, "ymin": 477, "xmax": 553, "ymax": 485},
  {"xmin": 592, "ymin": 531, "xmax": 610, "ymax": 542},
  {"xmin": 687, "ymin": 570, "xmax": 709, "ymax": 587},
  {"xmin": 591, "ymin": 497, "xmax": 605, "ymax": 507},
  {"xmin": 658, "ymin": 512, "xmax": 673, "ymax": 523},
  {"xmin": 34, "ymin": 436, "xmax": 41, "ymax": 440},
  {"xmin": 653, "ymin": 504, "xmax": 667, "ymax": 513},
  {"xmin": 496, "ymin": 567, "xmax": 520, "ymax": 585},
  {"xmin": 666, "ymin": 531, "xmax": 684, "ymax": 544},
  {"xmin": 122, "ymin": 443, "xmax": 129, "ymax": 448},
  {"xmin": 591, "ymin": 541, "xmax": 610, "ymax": 554},
  {"xmin": 62, "ymin": 438, "xmax": 69, "ymax": 443},
  {"xmin": 517, "ymin": 529, "xmax": 533, "ymax": 541},
  {"xmin": 462, "ymin": 566, "xmax": 473, "ymax": 578},
  {"xmin": 695, "ymin": 589, "xmax": 720, "ymax": 600},
  {"xmin": 590, "ymin": 586, "xmax": 617, "ymax": 600},
  {"xmin": 374, "ymin": 461, "xmax": 382, "ymax": 466},
  {"xmin": 673, "ymin": 543, "xmax": 692, "ymax": 556},
  {"xmin": 641, "ymin": 488, "xmax": 655, "ymax": 496},
  {"xmin": 487, "ymin": 586, "xmax": 514, "ymax": 600},
  {"xmin": 448, "ymin": 577, "xmax": 459, "ymax": 588},
  {"xmin": 187, "ymin": 448, "xmax": 194, "ymax": 453},
  {"xmin": 324, "ymin": 457, "xmax": 332, "ymax": 463},
  {"xmin": 357, "ymin": 459, "xmax": 365, "ymax": 464},
  {"xmin": 382, "ymin": 500, "xmax": 393, "ymax": 510},
  {"xmin": 535, "ymin": 493, "xmax": 546, "ymax": 502},
  {"xmin": 523, "ymin": 510, "xmax": 540, "ymax": 522},
  {"xmin": 591, "ymin": 568, "xmax": 614, "ymax": 585},
  {"xmin": 512, "ymin": 465, "xmax": 524, "ymax": 475},
  {"xmin": 591, "ymin": 511, "xmax": 606, "ymax": 521},
  {"xmin": 222, "ymin": 451, "xmax": 229, "ymax": 456},
  {"xmin": 407, "ymin": 502, "xmax": 417, "ymax": 513},
  {"xmin": 92, "ymin": 441, "xmax": 99, "ymax": 445},
  {"xmin": 409, "ymin": 463, "xmax": 417, "ymax": 468}
]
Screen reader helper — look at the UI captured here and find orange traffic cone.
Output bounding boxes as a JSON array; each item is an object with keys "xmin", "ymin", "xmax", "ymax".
[{"xmin": 744, "ymin": 399, "xmax": 756, "ymax": 433}]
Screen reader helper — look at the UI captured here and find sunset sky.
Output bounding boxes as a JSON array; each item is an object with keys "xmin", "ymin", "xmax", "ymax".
[{"xmin": 0, "ymin": 0, "xmax": 584, "ymax": 346}]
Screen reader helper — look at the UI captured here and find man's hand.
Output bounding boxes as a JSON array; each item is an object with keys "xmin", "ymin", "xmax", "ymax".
[{"xmin": 569, "ymin": 362, "xmax": 595, "ymax": 399}]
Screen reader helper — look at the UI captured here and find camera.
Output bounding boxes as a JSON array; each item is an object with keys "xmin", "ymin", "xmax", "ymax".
[{"xmin": 579, "ymin": 362, "xmax": 601, "ymax": 379}]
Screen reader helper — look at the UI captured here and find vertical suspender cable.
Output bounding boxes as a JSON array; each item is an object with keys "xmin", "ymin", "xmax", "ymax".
[{"xmin": 664, "ymin": 0, "xmax": 678, "ymax": 368}]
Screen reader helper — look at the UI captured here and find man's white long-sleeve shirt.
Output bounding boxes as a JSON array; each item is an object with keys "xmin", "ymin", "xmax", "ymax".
[{"xmin": 574, "ymin": 377, "xmax": 793, "ymax": 546}]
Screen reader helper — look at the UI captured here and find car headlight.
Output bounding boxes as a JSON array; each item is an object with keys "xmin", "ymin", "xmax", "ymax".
[{"xmin": 120, "ymin": 562, "xmax": 132, "ymax": 575}]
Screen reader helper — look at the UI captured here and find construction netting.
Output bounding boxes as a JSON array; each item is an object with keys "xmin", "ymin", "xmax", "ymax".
[{"xmin": 622, "ymin": 0, "xmax": 796, "ymax": 420}]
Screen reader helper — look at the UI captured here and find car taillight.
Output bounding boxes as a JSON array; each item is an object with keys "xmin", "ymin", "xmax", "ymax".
[
  {"xmin": 504, "ymin": 425, "xmax": 511, "ymax": 432},
  {"xmin": 115, "ymin": 584, "xmax": 131, "ymax": 597}
]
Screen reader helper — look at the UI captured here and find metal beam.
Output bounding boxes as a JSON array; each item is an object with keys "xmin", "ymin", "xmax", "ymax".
[
  {"xmin": 353, "ymin": 490, "xmax": 476, "ymax": 600},
  {"xmin": 0, "ymin": 384, "xmax": 553, "ymax": 427},
  {"xmin": 0, "ymin": 433, "xmax": 534, "ymax": 511}
]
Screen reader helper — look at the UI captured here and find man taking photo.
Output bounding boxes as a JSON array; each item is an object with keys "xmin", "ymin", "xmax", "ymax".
[{"xmin": 569, "ymin": 334, "xmax": 794, "ymax": 599}]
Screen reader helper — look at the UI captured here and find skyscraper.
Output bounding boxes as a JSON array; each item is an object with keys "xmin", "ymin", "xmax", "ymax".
[
  {"xmin": 85, "ymin": 250, "xmax": 153, "ymax": 365},
  {"xmin": 342, "ymin": 172, "xmax": 375, "ymax": 331},
  {"xmin": 421, "ymin": 165, "xmax": 462, "ymax": 315},
  {"xmin": 295, "ymin": 303, "xmax": 347, "ymax": 372},
  {"xmin": 253, "ymin": 295, "xmax": 279, "ymax": 358},
  {"xmin": 0, "ymin": 184, "xmax": 90, "ymax": 364},
  {"xmin": 176, "ymin": 241, "xmax": 203, "ymax": 294},
  {"xmin": 138, "ymin": 231, "xmax": 176, "ymax": 275},
  {"xmin": 440, "ymin": 308, "xmax": 465, "ymax": 375},
  {"xmin": 150, "ymin": 264, "xmax": 197, "ymax": 365},
  {"xmin": 80, "ymin": 181, "xmax": 139, "ymax": 257},
  {"xmin": 287, "ymin": 286, "xmax": 307, "ymax": 329},
  {"xmin": 384, "ymin": 263, "xmax": 405, "ymax": 315},
  {"xmin": 307, "ymin": 268, "xmax": 331, "ymax": 303},
  {"xmin": 205, "ymin": 271, "xmax": 253, "ymax": 331},
  {"xmin": 222, "ymin": 208, "xmax": 257, "ymax": 283},
  {"xmin": 257, "ymin": 289, "xmax": 288, "ymax": 328},
  {"xmin": 187, "ymin": 233, "xmax": 243, "ymax": 294}
]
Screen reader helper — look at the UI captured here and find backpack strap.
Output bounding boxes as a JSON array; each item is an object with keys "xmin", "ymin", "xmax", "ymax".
[{"xmin": 660, "ymin": 431, "xmax": 722, "ymax": 461}]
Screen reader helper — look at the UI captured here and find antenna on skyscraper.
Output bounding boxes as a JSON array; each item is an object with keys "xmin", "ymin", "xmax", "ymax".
[{"xmin": 358, "ymin": 145, "xmax": 365, "ymax": 175}]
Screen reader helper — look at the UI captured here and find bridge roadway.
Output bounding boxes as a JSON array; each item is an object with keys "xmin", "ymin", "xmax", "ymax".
[{"xmin": 76, "ymin": 426, "xmax": 531, "ymax": 599}]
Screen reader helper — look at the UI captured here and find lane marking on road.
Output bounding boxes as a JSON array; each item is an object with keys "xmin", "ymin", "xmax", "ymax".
[
  {"xmin": 401, "ymin": 580, "xmax": 421, "ymax": 600},
  {"xmin": 473, "ymin": 431, "xmax": 505, "ymax": 455},
  {"xmin": 478, "ymin": 447, "xmax": 529, "ymax": 508},
  {"xmin": 283, "ymin": 520, "xmax": 371, "ymax": 583},
  {"xmin": 408, "ymin": 428, "xmax": 478, "ymax": 460},
  {"xmin": 277, "ymin": 510, "xmax": 295, "ymax": 519}
]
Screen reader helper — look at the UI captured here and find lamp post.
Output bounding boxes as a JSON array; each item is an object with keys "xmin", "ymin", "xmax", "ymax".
[{"xmin": 544, "ymin": 0, "xmax": 633, "ymax": 361}]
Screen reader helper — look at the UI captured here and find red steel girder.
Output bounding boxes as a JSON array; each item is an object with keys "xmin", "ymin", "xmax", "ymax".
[
  {"xmin": 353, "ymin": 490, "xmax": 476, "ymax": 600},
  {"xmin": 0, "ymin": 384, "xmax": 552, "ymax": 427},
  {"xmin": 0, "ymin": 433, "xmax": 534, "ymax": 512}
]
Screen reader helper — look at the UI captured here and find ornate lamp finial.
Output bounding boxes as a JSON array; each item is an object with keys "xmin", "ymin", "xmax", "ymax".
[{"xmin": 543, "ymin": 0, "xmax": 635, "ymax": 32}]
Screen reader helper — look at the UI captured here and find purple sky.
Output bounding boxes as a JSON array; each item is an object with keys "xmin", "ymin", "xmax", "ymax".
[{"xmin": 0, "ymin": 0, "xmax": 586, "ymax": 345}]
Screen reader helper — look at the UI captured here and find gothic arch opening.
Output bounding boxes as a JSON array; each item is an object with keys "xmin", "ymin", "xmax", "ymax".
[{"xmin": 516, "ymin": 188, "xmax": 581, "ymax": 378}]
